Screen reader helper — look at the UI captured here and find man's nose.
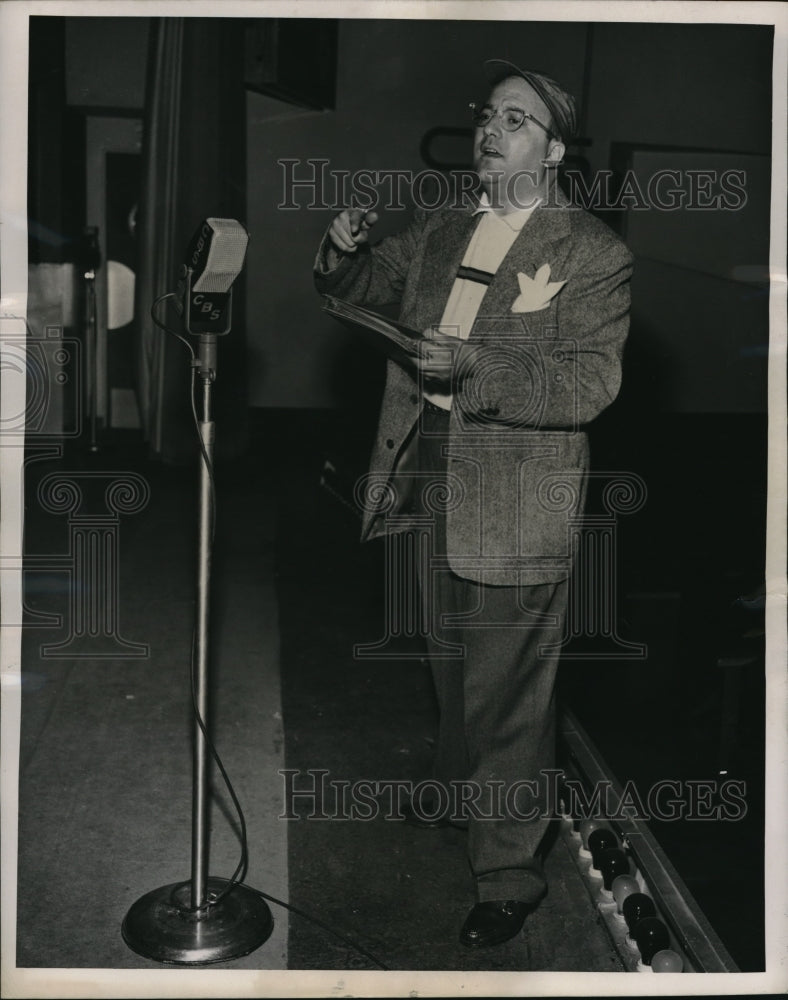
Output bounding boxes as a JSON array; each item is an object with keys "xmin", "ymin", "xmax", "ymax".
[{"xmin": 483, "ymin": 113, "xmax": 502, "ymax": 138}]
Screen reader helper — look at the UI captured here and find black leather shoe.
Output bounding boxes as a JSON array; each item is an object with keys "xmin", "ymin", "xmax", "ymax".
[
  {"xmin": 401, "ymin": 798, "xmax": 468, "ymax": 830},
  {"xmin": 459, "ymin": 900, "xmax": 531, "ymax": 948}
]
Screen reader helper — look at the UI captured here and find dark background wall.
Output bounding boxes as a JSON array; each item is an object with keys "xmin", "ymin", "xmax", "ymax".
[
  {"xmin": 245, "ymin": 18, "xmax": 772, "ymax": 411},
  {"xmin": 31, "ymin": 15, "xmax": 773, "ymax": 413},
  {"xmin": 25, "ymin": 17, "xmax": 774, "ymax": 969},
  {"xmin": 64, "ymin": 16, "xmax": 149, "ymax": 110},
  {"xmin": 246, "ymin": 19, "xmax": 589, "ymax": 407}
]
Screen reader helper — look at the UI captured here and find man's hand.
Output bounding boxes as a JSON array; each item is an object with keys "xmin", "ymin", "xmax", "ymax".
[
  {"xmin": 411, "ymin": 330, "xmax": 464, "ymax": 385},
  {"xmin": 326, "ymin": 208, "xmax": 379, "ymax": 265}
]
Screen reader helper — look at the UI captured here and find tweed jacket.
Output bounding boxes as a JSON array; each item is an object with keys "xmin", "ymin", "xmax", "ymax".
[{"xmin": 315, "ymin": 188, "xmax": 633, "ymax": 585}]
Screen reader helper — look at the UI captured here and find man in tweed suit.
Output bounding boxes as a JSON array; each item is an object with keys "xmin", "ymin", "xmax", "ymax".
[{"xmin": 315, "ymin": 60, "xmax": 633, "ymax": 947}]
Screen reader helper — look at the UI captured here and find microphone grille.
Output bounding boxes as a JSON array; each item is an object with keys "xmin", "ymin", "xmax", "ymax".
[{"xmin": 192, "ymin": 218, "xmax": 249, "ymax": 293}]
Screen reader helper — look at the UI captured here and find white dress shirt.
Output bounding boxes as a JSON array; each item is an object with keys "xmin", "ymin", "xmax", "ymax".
[{"xmin": 424, "ymin": 193, "xmax": 539, "ymax": 409}]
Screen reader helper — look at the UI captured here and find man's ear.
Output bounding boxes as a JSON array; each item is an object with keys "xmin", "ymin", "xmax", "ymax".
[{"xmin": 542, "ymin": 140, "xmax": 566, "ymax": 166}]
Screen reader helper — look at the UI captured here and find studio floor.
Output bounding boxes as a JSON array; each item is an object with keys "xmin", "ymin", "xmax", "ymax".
[{"xmin": 10, "ymin": 406, "xmax": 766, "ymax": 982}]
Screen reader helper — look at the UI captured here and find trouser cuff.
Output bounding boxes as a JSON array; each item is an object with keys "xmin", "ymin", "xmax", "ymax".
[{"xmin": 475, "ymin": 868, "xmax": 547, "ymax": 905}]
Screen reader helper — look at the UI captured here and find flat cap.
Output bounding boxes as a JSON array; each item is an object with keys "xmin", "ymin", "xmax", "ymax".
[{"xmin": 484, "ymin": 59, "xmax": 578, "ymax": 143}]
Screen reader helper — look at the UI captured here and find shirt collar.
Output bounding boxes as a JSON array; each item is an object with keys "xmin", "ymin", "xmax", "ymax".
[{"xmin": 472, "ymin": 191, "xmax": 541, "ymax": 231}]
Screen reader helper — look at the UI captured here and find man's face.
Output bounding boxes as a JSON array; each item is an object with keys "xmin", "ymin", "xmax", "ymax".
[{"xmin": 473, "ymin": 76, "xmax": 562, "ymax": 209}]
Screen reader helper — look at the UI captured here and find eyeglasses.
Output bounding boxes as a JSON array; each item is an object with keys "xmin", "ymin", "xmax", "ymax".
[{"xmin": 469, "ymin": 102, "xmax": 557, "ymax": 141}]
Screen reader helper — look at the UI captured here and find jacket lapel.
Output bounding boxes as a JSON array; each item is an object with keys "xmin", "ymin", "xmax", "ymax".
[
  {"xmin": 477, "ymin": 197, "xmax": 572, "ymax": 321},
  {"xmin": 416, "ymin": 209, "xmax": 479, "ymax": 325},
  {"xmin": 411, "ymin": 186, "xmax": 574, "ymax": 331}
]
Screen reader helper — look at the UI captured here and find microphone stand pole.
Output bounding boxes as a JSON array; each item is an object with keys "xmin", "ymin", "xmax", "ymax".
[
  {"xmin": 79, "ymin": 227, "xmax": 101, "ymax": 453},
  {"xmin": 191, "ymin": 334, "xmax": 216, "ymax": 912},
  {"xmin": 122, "ymin": 317, "xmax": 273, "ymax": 965},
  {"xmin": 83, "ymin": 265, "xmax": 99, "ymax": 452}
]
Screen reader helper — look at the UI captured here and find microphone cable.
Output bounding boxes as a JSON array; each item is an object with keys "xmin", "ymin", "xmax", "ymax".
[
  {"xmin": 150, "ymin": 292, "xmax": 217, "ymax": 540},
  {"xmin": 148, "ymin": 296, "xmax": 390, "ymax": 971},
  {"xmin": 152, "ymin": 292, "xmax": 243, "ymax": 907}
]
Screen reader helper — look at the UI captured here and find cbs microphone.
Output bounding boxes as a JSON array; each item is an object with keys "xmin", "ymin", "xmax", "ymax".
[
  {"xmin": 123, "ymin": 217, "xmax": 276, "ymax": 962},
  {"xmin": 177, "ymin": 218, "xmax": 249, "ymax": 336}
]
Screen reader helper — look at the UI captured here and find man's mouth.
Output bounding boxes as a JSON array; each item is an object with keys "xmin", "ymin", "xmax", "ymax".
[{"xmin": 479, "ymin": 145, "xmax": 502, "ymax": 158}]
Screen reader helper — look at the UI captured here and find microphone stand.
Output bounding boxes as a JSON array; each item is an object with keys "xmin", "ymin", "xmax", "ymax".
[
  {"xmin": 79, "ymin": 227, "xmax": 101, "ymax": 453},
  {"xmin": 84, "ymin": 269, "xmax": 98, "ymax": 452},
  {"xmin": 122, "ymin": 294, "xmax": 273, "ymax": 965},
  {"xmin": 192, "ymin": 333, "xmax": 216, "ymax": 914}
]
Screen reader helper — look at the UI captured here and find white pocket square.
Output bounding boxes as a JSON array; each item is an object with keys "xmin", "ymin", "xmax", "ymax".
[{"xmin": 511, "ymin": 264, "xmax": 566, "ymax": 313}]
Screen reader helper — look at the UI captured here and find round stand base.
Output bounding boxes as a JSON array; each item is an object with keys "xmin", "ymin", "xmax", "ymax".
[{"xmin": 122, "ymin": 877, "xmax": 273, "ymax": 965}]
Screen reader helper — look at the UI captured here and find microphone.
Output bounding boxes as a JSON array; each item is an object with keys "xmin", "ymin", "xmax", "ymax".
[
  {"xmin": 123, "ymin": 211, "xmax": 276, "ymax": 962},
  {"xmin": 178, "ymin": 218, "xmax": 249, "ymax": 335}
]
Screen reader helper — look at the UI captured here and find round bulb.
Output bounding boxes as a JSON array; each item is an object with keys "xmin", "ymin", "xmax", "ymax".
[
  {"xmin": 635, "ymin": 916, "xmax": 670, "ymax": 965},
  {"xmin": 579, "ymin": 817, "xmax": 610, "ymax": 851},
  {"xmin": 622, "ymin": 892, "xmax": 656, "ymax": 935},
  {"xmin": 598, "ymin": 847, "xmax": 629, "ymax": 889},
  {"xmin": 651, "ymin": 948, "xmax": 684, "ymax": 973},
  {"xmin": 612, "ymin": 874, "xmax": 639, "ymax": 913},
  {"xmin": 588, "ymin": 827, "xmax": 619, "ymax": 868}
]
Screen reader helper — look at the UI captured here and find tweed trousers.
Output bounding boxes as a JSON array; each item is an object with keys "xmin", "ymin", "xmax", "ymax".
[{"xmin": 408, "ymin": 403, "xmax": 568, "ymax": 904}]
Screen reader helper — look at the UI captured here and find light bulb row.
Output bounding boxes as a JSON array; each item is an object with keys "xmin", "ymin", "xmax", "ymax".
[{"xmin": 564, "ymin": 809, "xmax": 685, "ymax": 972}]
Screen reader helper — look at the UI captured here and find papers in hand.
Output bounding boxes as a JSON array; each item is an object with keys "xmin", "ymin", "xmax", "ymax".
[{"xmin": 322, "ymin": 295, "xmax": 423, "ymax": 364}]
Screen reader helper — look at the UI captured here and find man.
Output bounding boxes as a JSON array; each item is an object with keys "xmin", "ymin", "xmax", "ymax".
[{"xmin": 314, "ymin": 60, "xmax": 633, "ymax": 948}]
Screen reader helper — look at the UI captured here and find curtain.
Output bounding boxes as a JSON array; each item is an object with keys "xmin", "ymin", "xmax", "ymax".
[{"xmin": 135, "ymin": 17, "xmax": 248, "ymax": 464}]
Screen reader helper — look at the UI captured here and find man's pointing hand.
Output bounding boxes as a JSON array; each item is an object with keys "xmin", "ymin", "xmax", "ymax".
[{"xmin": 328, "ymin": 208, "xmax": 380, "ymax": 254}]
